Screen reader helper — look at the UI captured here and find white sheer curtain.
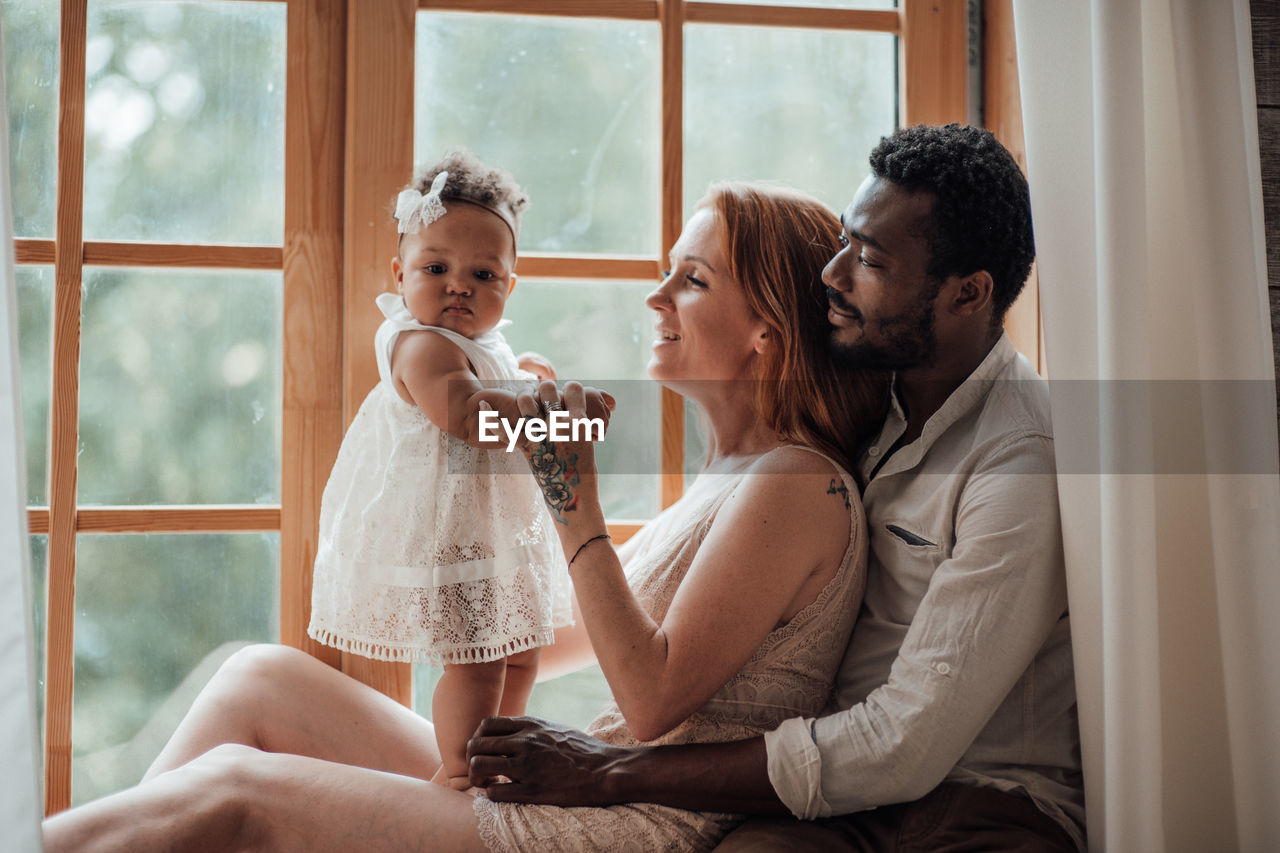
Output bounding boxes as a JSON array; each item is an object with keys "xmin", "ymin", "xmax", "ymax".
[
  {"xmin": 1013, "ymin": 1, "xmax": 1280, "ymax": 850},
  {"xmin": 0, "ymin": 18, "xmax": 46, "ymax": 853}
]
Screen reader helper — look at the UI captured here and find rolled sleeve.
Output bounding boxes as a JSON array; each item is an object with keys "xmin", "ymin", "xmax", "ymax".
[{"xmin": 764, "ymin": 715, "xmax": 832, "ymax": 819}]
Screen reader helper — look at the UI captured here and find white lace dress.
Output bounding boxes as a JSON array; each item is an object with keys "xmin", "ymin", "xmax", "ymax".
[
  {"xmin": 473, "ymin": 448, "xmax": 868, "ymax": 852},
  {"xmin": 308, "ymin": 293, "xmax": 571, "ymax": 665}
]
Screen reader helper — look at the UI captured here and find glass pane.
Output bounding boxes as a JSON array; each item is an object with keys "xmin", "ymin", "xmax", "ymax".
[
  {"xmin": 30, "ymin": 535, "xmax": 47, "ymax": 756},
  {"xmin": 416, "ymin": 13, "xmax": 660, "ymax": 255},
  {"xmin": 79, "ymin": 267, "xmax": 282, "ymax": 505},
  {"xmin": 684, "ymin": 26, "xmax": 897, "ymax": 219},
  {"xmin": 502, "ymin": 280, "xmax": 660, "ymax": 519},
  {"xmin": 1, "ymin": 0, "xmax": 59, "ymax": 238},
  {"xmin": 72, "ymin": 532, "xmax": 279, "ymax": 805},
  {"xmin": 715, "ymin": 0, "xmax": 895, "ymax": 7},
  {"xmin": 414, "ymin": 663, "xmax": 612, "ymax": 731},
  {"xmin": 83, "ymin": 1, "xmax": 286, "ymax": 244},
  {"xmin": 16, "ymin": 266, "xmax": 52, "ymax": 505}
]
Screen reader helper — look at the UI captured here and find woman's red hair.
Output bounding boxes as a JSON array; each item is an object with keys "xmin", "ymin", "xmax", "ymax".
[{"xmin": 698, "ymin": 182, "xmax": 888, "ymax": 471}]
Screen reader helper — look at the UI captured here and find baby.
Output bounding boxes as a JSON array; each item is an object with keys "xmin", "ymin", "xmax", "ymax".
[{"xmin": 308, "ymin": 150, "xmax": 571, "ymax": 789}]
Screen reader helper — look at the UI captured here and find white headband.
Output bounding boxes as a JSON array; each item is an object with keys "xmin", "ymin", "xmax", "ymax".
[{"xmin": 395, "ymin": 170, "xmax": 449, "ymax": 235}]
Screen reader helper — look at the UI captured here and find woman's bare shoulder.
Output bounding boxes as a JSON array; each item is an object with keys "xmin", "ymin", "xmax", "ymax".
[
  {"xmin": 745, "ymin": 444, "xmax": 847, "ymax": 479},
  {"xmin": 733, "ymin": 445, "xmax": 857, "ymax": 527}
]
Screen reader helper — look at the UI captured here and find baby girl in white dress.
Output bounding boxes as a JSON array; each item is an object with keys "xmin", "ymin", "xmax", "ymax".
[{"xmin": 308, "ymin": 150, "xmax": 571, "ymax": 789}]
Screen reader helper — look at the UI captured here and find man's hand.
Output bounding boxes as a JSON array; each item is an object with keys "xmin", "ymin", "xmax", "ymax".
[
  {"xmin": 467, "ymin": 716, "xmax": 636, "ymax": 806},
  {"xmin": 468, "ymin": 716, "xmax": 784, "ymax": 813}
]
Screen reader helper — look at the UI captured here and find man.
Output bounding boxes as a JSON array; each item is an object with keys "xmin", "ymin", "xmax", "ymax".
[{"xmin": 468, "ymin": 124, "xmax": 1084, "ymax": 851}]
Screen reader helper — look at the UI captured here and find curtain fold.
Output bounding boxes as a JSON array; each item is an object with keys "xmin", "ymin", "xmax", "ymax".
[
  {"xmin": 0, "ymin": 17, "xmax": 47, "ymax": 852},
  {"xmin": 1013, "ymin": 1, "xmax": 1280, "ymax": 849}
]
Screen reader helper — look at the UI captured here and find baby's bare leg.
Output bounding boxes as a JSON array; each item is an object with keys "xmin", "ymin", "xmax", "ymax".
[
  {"xmin": 46, "ymin": 744, "xmax": 486, "ymax": 853},
  {"xmin": 432, "ymin": 659, "xmax": 507, "ymax": 788},
  {"xmin": 145, "ymin": 644, "xmax": 441, "ymax": 783},
  {"xmin": 499, "ymin": 647, "xmax": 542, "ymax": 716}
]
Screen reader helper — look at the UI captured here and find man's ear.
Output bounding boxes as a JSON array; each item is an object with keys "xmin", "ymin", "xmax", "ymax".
[
  {"xmin": 508, "ymin": 272, "xmax": 518, "ymax": 296},
  {"xmin": 390, "ymin": 255, "xmax": 404, "ymax": 292},
  {"xmin": 949, "ymin": 270, "xmax": 994, "ymax": 317}
]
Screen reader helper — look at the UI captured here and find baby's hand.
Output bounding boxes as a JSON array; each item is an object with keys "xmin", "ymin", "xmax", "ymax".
[{"xmin": 516, "ymin": 352, "xmax": 556, "ymax": 382}]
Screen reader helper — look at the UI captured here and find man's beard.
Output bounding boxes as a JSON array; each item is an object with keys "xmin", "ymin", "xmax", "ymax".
[{"xmin": 827, "ymin": 287, "xmax": 938, "ymax": 372}]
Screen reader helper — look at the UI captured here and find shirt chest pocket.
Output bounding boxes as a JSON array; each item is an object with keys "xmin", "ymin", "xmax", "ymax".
[{"xmin": 875, "ymin": 520, "xmax": 949, "ymax": 607}]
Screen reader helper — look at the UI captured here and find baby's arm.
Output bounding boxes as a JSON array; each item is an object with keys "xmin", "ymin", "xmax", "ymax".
[{"xmin": 390, "ymin": 330, "xmax": 525, "ymax": 448}]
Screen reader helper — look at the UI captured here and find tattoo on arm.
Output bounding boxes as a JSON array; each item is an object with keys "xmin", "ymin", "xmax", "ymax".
[
  {"xmin": 528, "ymin": 441, "xmax": 580, "ymax": 523},
  {"xmin": 827, "ymin": 478, "xmax": 851, "ymax": 510}
]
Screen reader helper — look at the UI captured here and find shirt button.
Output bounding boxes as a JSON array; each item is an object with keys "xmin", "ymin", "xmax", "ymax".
[
  {"xmin": 936, "ymin": 662, "xmax": 952, "ymax": 676},
  {"xmin": 868, "ymin": 447, "xmax": 881, "ymax": 457}
]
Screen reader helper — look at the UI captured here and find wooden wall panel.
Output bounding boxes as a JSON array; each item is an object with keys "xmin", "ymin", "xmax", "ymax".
[
  {"xmin": 1254, "ymin": 0, "xmax": 1279, "ymax": 107},
  {"xmin": 1261, "ymin": 107, "xmax": 1279, "ymax": 290},
  {"xmin": 902, "ymin": 0, "xmax": 969, "ymax": 127},
  {"xmin": 283, "ymin": 0, "xmax": 347, "ymax": 664},
  {"xmin": 1253, "ymin": 0, "xmax": 1280, "ymax": 426},
  {"xmin": 341, "ymin": 0, "xmax": 417, "ymax": 703},
  {"xmin": 983, "ymin": 0, "xmax": 1041, "ymax": 372}
]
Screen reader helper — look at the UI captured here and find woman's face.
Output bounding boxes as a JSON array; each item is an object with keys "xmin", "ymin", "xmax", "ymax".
[{"xmin": 645, "ymin": 208, "xmax": 768, "ymax": 389}]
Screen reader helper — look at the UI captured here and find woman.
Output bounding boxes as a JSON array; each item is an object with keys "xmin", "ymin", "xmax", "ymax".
[{"xmin": 44, "ymin": 183, "xmax": 887, "ymax": 853}]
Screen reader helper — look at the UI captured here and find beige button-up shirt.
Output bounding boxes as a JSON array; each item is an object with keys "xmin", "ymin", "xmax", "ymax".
[{"xmin": 764, "ymin": 333, "xmax": 1084, "ymax": 850}]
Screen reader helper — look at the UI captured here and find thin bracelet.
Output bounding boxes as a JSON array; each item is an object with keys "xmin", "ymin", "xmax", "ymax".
[{"xmin": 568, "ymin": 533, "xmax": 611, "ymax": 568}]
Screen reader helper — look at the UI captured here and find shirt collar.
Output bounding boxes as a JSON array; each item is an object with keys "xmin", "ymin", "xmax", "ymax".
[{"xmin": 862, "ymin": 332, "xmax": 1018, "ymax": 480}]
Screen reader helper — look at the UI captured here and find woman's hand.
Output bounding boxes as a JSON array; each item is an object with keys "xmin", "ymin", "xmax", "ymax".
[{"xmin": 515, "ymin": 380, "xmax": 614, "ymax": 531}]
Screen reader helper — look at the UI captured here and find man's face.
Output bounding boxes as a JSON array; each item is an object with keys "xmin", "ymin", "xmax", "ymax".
[{"xmin": 823, "ymin": 176, "xmax": 943, "ymax": 371}]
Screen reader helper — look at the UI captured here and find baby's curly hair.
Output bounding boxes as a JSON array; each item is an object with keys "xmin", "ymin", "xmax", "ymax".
[
  {"xmin": 407, "ymin": 149, "xmax": 529, "ymax": 243},
  {"xmin": 870, "ymin": 124, "xmax": 1034, "ymax": 321}
]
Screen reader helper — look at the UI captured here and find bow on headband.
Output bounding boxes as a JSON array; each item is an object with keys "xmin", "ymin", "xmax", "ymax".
[{"xmin": 395, "ymin": 170, "xmax": 449, "ymax": 235}]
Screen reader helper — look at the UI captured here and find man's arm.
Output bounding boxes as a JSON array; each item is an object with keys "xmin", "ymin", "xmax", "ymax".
[
  {"xmin": 767, "ymin": 432, "xmax": 1070, "ymax": 818},
  {"xmin": 468, "ymin": 716, "xmax": 788, "ymax": 814}
]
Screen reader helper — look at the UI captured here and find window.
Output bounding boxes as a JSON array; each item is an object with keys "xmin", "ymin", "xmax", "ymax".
[
  {"xmin": 5, "ymin": 0, "xmax": 286, "ymax": 810},
  {"xmin": 7, "ymin": 0, "xmax": 969, "ymax": 813}
]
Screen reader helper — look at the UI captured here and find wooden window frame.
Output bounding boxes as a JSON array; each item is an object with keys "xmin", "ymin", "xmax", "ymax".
[{"xmin": 26, "ymin": 0, "xmax": 970, "ymax": 814}]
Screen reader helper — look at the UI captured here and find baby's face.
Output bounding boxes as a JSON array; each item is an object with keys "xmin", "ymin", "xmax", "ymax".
[{"xmin": 392, "ymin": 202, "xmax": 517, "ymax": 338}]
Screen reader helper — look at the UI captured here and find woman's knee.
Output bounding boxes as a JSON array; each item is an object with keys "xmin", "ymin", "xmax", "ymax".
[{"xmin": 210, "ymin": 644, "xmax": 315, "ymax": 699}]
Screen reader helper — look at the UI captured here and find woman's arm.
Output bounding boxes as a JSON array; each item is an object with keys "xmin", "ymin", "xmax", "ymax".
[
  {"xmin": 520, "ymin": 383, "xmax": 851, "ymax": 742},
  {"xmin": 534, "ymin": 528, "xmax": 648, "ymax": 681}
]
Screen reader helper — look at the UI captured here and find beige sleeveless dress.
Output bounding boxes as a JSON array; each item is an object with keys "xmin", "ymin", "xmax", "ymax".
[{"xmin": 473, "ymin": 447, "xmax": 868, "ymax": 852}]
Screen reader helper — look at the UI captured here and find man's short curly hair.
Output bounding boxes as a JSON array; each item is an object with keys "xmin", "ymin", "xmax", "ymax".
[
  {"xmin": 869, "ymin": 124, "xmax": 1034, "ymax": 320},
  {"xmin": 408, "ymin": 149, "xmax": 529, "ymax": 243}
]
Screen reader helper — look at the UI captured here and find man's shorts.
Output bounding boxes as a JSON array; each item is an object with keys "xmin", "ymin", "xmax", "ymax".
[{"xmin": 714, "ymin": 783, "xmax": 1079, "ymax": 852}]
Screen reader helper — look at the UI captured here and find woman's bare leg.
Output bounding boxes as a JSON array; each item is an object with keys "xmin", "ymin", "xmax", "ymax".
[
  {"xmin": 431, "ymin": 659, "xmax": 507, "ymax": 789},
  {"xmin": 145, "ymin": 644, "xmax": 441, "ymax": 782},
  {"xmin": 46, "ymin": 743, "xmax": 487, "ymax": 853},
  {"xmin": 499, "ymin": 647, "xmax": 541, "ymax": 716}
]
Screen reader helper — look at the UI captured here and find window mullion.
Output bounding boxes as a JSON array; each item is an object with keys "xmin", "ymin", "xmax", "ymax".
[
  {"xmin": 46, "ymin": 0, "xmax": 88, "ymax": 818},
  {"xmin": 660, "ymin": 0, "xmax": 684, "ymax": 509}
]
